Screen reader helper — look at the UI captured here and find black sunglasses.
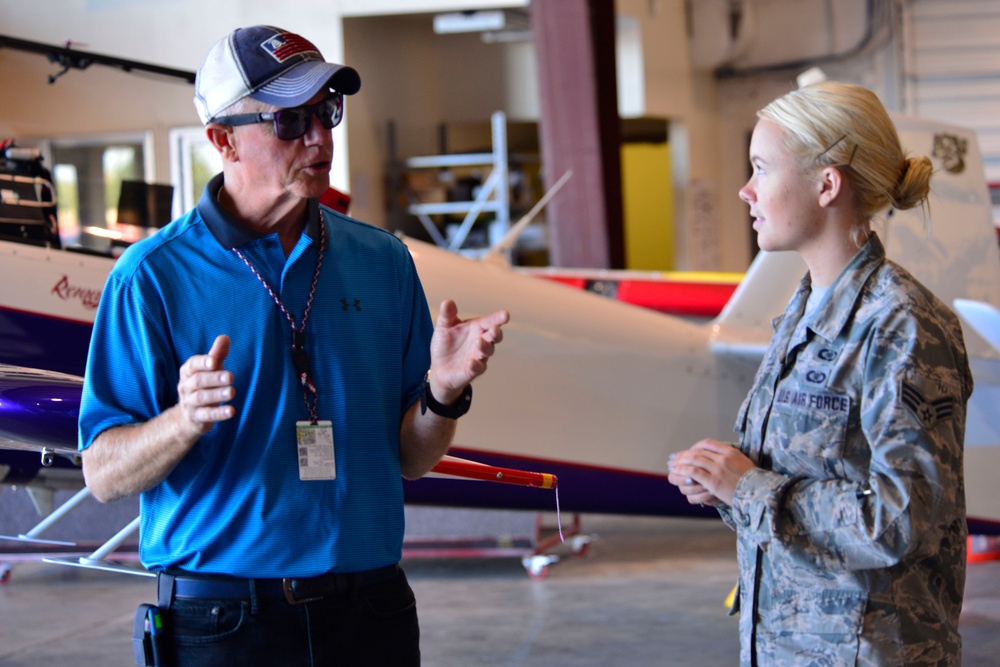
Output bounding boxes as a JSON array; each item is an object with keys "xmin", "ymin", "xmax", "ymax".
[{"xmin": 212, "ymin": 93, "xmax": 344, "ymax": 141}]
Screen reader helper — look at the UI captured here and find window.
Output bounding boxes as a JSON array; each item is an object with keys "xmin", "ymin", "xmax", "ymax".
[
  {"xmin": 17, "ymin": 128, "xmax": 223, "ymax": 251},
  {"xmin": 39, "ymin": 132, "xmax": 153, "ymax": 247},
  {"xmin": 52, "ymin": 164, "xmax": 79, "ymax": 241},
  {"xmin": 169, "ymin": 127, "xmax": 223, "ymax": 215}
]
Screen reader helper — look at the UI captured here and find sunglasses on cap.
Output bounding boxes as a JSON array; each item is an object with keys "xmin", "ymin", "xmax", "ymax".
[{"xmin": 212, "ymin": 93, "xmax": 344, "ymax": 141}]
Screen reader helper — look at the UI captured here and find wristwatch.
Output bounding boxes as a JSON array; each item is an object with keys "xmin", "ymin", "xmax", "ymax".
[{"xmin": 420, "ymin": 374, "xmax": 472, "ymax": 419}]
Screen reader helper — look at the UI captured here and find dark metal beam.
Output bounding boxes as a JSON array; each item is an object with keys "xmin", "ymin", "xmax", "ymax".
[{"xmin": 0, "ymin": 34, "xmax": 195, "ymax": 85}]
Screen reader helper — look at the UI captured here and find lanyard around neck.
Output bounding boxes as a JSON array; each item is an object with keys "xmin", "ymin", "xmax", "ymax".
[{"xmin": 232, "ymin": 216, "xmax": 325, "ymax": 424}]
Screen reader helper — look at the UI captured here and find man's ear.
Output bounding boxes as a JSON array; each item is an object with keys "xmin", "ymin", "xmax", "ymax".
[
  {"xmin": 205, "ymin": 124, "xmax": 239, "ymax": 162},
  {"xmin": 817, "ymin": 166, "xmax": 844, "ymax": 208}
]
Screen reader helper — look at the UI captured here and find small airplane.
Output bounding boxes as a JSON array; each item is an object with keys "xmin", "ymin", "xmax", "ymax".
[{"xmin": 2, "ymin": 112, "xmax": 999, "ymax": 581}]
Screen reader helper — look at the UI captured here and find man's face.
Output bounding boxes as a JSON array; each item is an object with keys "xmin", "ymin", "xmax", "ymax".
[{"xmin": 230, "ymin": 91, "xmax": 334, "ymax": 203}]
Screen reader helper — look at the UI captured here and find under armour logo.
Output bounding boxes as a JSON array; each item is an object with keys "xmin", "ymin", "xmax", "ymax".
[{"xmin": 341, "ymin": 298, "xmax": 362, "ymax": 312}]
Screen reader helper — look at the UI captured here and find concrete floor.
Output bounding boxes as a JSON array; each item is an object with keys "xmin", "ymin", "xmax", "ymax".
[{"xmin": 1, "ymin": 511, "xmax": 999, "ymax": 666}]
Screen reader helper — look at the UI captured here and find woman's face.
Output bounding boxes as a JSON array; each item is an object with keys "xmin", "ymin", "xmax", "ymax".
[{"xmin": 739, "ymin": 119, "xmax": 826, "ymax": 255}]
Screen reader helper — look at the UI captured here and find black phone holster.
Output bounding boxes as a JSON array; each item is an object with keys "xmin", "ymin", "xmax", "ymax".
[{"xmin": 132, "ymin": 603, "xmax": 166, "ymax": 667}]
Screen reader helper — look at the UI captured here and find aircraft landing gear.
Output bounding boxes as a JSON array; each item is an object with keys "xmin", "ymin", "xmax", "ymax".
[
  {"xmin": 520, "ymin": 513, "xmax": 597, "ymax": 579},
  {"xmin": 521, "ymin": 554, "xmax": 559, "ymax": 580}
]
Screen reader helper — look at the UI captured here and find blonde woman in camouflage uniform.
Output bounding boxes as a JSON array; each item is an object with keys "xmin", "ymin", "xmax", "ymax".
[{"xmin": 668, "ymin": 82, "xmax": 972, "ymax": 666}]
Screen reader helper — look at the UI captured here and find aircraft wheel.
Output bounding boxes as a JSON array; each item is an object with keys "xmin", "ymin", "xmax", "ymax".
[
  {"xmin": 522, "ymin": 554, "xmax": 558, "ymax": 580},
  {"xmin": 568, "ymin": 534, "xmax": 595, "ymax": 557}
]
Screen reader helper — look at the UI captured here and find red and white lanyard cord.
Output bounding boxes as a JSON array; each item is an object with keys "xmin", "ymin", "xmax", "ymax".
[{"xmin": 232, "ymin": 219, "xmax": 325, "ymax": 425}]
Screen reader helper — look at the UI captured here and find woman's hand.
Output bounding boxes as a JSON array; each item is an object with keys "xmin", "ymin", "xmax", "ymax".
[{"xmin": 668, "ymin": 439, "xmax": 756, "ymax": 506}]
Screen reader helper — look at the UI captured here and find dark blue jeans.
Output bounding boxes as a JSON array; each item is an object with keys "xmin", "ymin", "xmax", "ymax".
[{"xmin": 161, "ymin": 568, "xmax": 420, "ymax": 666}]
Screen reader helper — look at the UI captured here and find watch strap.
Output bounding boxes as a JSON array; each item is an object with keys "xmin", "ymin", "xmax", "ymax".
[{"xmin": 421, "ymin": 379, "xmax": 472, "ymax": 419}]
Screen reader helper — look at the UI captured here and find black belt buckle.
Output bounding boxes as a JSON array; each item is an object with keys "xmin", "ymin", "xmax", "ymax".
[{"xmin": 282, "ymin": 577, "xmax": 325, "ymax": 605}]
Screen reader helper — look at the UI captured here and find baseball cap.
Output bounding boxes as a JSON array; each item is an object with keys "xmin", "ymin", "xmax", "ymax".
[{"xmin": 194, "ymin": 25, "xmax": 361, "ymax": 124}]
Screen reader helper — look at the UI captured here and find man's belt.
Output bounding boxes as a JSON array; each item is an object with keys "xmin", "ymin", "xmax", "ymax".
[{"xmin": 160, "ymin": 564, "xmax": 399, "ymax": 606}]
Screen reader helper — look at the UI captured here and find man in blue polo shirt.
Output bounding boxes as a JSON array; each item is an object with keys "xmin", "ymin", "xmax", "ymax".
[{"xmin": 78, "ymin": 25, "xmax": 509, "ymax": 667}]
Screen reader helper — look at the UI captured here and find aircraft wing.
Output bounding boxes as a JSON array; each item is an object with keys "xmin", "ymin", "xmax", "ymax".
[
  {"xmin": 0, "ymin": 365, "xmax": 83, "ymax": 457},
  {"xmin": 0, "ymin": 363, "xmax": 559, "ymax": 496}
]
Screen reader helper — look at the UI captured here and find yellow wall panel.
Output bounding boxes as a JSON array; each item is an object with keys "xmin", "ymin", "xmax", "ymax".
[{"xmin": 621, "ymin": 142, "xmax": 673, "ymax": 270}]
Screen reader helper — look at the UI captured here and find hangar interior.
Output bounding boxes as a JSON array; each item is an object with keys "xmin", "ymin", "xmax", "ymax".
[
  {"xmin": 2, "ymin": 1, "xmax": 1000, "ymax": 665},
  {"xmin": 2, "ymin": 0, "xmax": 997, "ymax": 272}
]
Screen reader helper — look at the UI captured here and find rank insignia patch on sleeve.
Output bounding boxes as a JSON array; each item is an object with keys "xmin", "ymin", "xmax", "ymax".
[{"xmin": 901, "ymin": 380, "xmax": 956, "ymax": 428}]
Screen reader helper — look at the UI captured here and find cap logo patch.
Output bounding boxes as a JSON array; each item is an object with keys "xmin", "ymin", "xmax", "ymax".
[{"xmin": 260, "ymin": 33, "xmax": 319, "ymax": 63}]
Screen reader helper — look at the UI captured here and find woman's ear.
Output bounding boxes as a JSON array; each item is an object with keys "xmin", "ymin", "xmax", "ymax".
[
  {"xmin": 817, "ymin": 166, "xmax": 845, "ymax": 208},
  {"xmin": 205, "ymin": 124, "xmax": 239, "ymax": 163}
]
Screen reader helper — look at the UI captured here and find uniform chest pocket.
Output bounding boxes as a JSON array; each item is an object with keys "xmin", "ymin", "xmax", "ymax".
[{"xmin": 766, "ymin": 391, "xmax": 851, "ymax": 478}]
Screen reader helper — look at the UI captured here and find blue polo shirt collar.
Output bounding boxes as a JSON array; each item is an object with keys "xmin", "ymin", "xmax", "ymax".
[{"xmin": 196, "ymin": 173, "xmax": 322, "ymax": 250}]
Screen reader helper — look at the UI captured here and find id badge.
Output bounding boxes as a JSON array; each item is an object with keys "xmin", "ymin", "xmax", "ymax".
[{"xmin": 295, "ymin": 420, "xmax": 335, "ymax": 481}]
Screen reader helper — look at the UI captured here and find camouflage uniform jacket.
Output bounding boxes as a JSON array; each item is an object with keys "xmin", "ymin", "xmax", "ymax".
[{"xmin": 720, "ymin": 234, "xmax": 972, "ymax": 666}]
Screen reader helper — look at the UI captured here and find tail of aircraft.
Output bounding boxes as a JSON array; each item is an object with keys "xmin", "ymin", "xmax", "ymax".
[
  {"xmin": 885, "ymin": 114, "xmax": 1000, "ymax": 355},
  {"xmin": 894, "ymin": 111, "xmax": 1000, "ymax": 526}
]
